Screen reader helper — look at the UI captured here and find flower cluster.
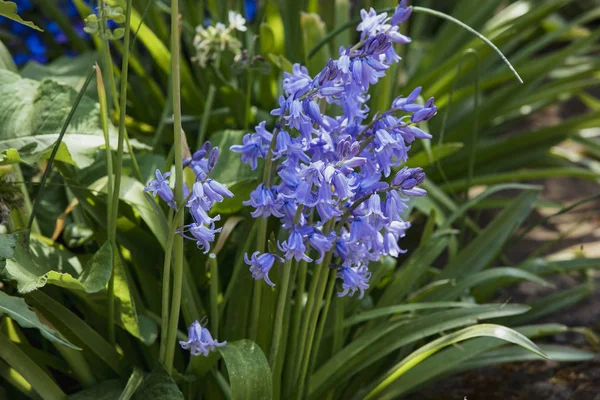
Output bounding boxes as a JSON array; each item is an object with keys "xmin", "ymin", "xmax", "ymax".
[
  {"xmin": 232, "ymin": 2, "xmax": 437, "ymax": 299},
  {"xmin": 179, "ymin": 320, "xmax": 226, "ymax": 357},
  {"xmin": 145, "ymin": 142, "xmax": 233, "ymax": 254},
  {"xmin": 192, "ymin": 11, "xmax": 247, "ymax": 67}
]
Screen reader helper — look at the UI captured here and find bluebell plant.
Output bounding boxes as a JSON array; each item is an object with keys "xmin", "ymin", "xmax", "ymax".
[
  {"xmin": 232, "ymin": 1, "xmax": 435, "ymax": 299},
  {"xmin": 145, "ymin": 142, "xmax": 232, "ymax": 355}
]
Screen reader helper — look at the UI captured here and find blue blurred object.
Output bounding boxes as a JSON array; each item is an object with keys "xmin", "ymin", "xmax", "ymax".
[
  {"xmin": 0, "ymin": 0, "xmax": 92, "ymax": 66},
  {"xmin": 245, "ymin": 0, "xmax": 257, "ymax": 23}
]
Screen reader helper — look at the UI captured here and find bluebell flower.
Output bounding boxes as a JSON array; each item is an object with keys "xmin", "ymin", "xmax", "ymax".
[
  {"xmin": 392, "ymin": 167, "xmax": 427, "ymax": 196},
  {"xmin": 180, "ymin": 223, "xmax": 222, "ymax": 253},
  {"xmin": 299, "ymin": 226, "xmax": 336, "ymax": 263},
  {"xmin": 391, "ymin": 0, "xmax": 413, "ymax": 26},
  {"xmin": 230, "ymin": 132, "xmax": 267, "ymax": 170},
  {"xmin": 337, "ymin": 266, "xmax": 371, "ymax": 299},
  {"xmin": 180, "ymin": 320, "xmax": 226, "ymax": 356},
  {"xmin": 203, "ymin": 179, "xmax": 234, "ymax": 202},
  {"xmin": 145, "ymin": 169, "xmax": 177, "ymax": 210},
  {"xmin": 278, "ymin": 228, "xmax": 312, "ymax": 262},
  {"xmin": 245, "ymin": 251, "xmax": 281, "ymax": 286},
  {"xmin": 243, "ymin": 184, "xmax": 284, "ymax": 219}
]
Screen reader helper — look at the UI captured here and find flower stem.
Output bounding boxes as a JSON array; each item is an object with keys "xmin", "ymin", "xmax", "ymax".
[
  {"xmin": 284, "ymin": 259, "xmax": 307, "ymax": 395},
  {"xmin": 163, "ymin": 0, "xmax": 185, "ymax": 374},
  {"xmin": 209, "ymin": 253, "xmax": 219, "ymax": 337},
  {"xmin": 107, "ymin": 0, "xmax": 134, "ymax": 346},
  {"xmin": 159, "ymin": 208, "xmax": 175, "ymax": 362},
  {"xmin": 308, "ymin": 268, "xmax": 337, "ymax": 375},
  {"xmin": 268, "ymin": 256, "xmax": 293, "ymax": 365}
]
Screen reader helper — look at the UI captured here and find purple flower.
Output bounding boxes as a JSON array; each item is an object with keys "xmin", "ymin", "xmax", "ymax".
[
  {"xmin": 299, "ymin": 226, "xmax": 336, "ymax": 263},
  {"xmin": 391, "ymin": 0, "xmax": 413, "ymax": 26},
  {"xmin": 337, "ymin": 266, "xmax": 371, "ymax": 299},
  {"xmin": 180, "ymin": 223, "xmax": 222, "ymax": 253},
  {"xmin": 180, "ymin": 320, "xmax": 226, "ymax": 356},
  {"xmin": 278, "ymin": 228, "xmax": 312, "ymax": 262},
  {"xmin": 203, "ymin": 179, "xmax": 234, "ymax": 202},
  {"xmin": 243, "ymin": 184, "xmax": 284, "ymax": 218},
  {"xmin": 230, "ymin": 133, "xmax": 267, "ymax": 170},
  {"xmin": 392, "ymin": 167, "xmax": 426, "ymax": 196},
  {"xmin": 245, "ymin": 251, "xmax": 280, "ymax": 286},
  {"xmin": 145, "ymin": 169, "xmax": 177, "ymax": 210}
]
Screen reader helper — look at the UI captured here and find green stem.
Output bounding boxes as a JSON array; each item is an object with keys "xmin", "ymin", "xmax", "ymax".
[
  {"xmin": 284, "ymin": 259, "xmax": 307, "ymax": 395},
  {"xmin": 107, "ymin": 0, "xmax": 134, "ymax": 346},
  {"xmin": 244, "ymin": 71, "xmax": 253, "ymax": 130},
  {"xmin": 27, "ymin": 69, "xmax": 95, "ymax": 232},
  {"xmin": 0, "ymin": 333, "xmax": 65, "ymax": 400},
  {"xmin": 164, "ymin": 0, "xmax": 185, "ymax": 374},
  {"xmin": 197, "ymin": 84, "xmax": 216, "ymax": 148},
  {"xmin": 295, "ymin": 252, "xmax": 333, "ymax": 400},
  {"xmin": 209, "ymin": 253, "xmax": 219, "ymax": 337},
  {"xmin": 268, "ymin": 257, "xmax": 293, "ymax": 365},
  {"xmin": 53, "ymin": 345, "xmax": 95, "ymax": 387},
  {"xmin": 248, "ymin": 221, "xmax": 265, "ymax": 340},
  {"xmin": 308, "ymin": 269, "xmax": 337, "ymax": 376},
  {"xmin": 159, "ymin": 208, "xmax": 176, "ymax": 362}
]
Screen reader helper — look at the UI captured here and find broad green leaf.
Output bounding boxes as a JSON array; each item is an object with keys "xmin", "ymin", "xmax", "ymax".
[
  {"xmin": 366, "ymin": 324, "xmax": 547, "ymax": 400},
  {"xmin": 0, "ymin": 70, "xmax": 148, "ymax": 168},
  {"xmin": 21, "ymin": 52, "xmax": 99, "ymax": 93},
  {"xmin": 2, "ymin": 231, "xmax": 112, "ymax": 294},
  {"xmin": 344, "ymin": 302, "xmax": 477, "ymax": 328},
  {"xmin": 439, "ymin": 189, "xmax": 539, "ymax": 280},
  {"xmin": 0, "ymin": 39, "xmax": 16, "ymax": 72},
  {"xmin": 0, "ymin": 148, "xmax": 22, "ymax": 165},
  {"xmin": 459, "ymin": 344, "xmax": 595, "ymax": 370},
  {"xmin": 219, "ymin": 340, "xmax": 273, "ymax": 400},
  {"xmin": 69, "ymin": 380, "xmax": 124, "ymax": 400},
  {"xmin": 0, "ymin": 1, "xmax": 43, "ymax": 31},
  {"xmin": 0, "ymin": 291, "xmax": 80, "ymax": 350},
  {"xmin": 0, "ymin": 231, "xmax": 17, "ymax": 268},
  {"xmin": 376, "ymin": 323, "xmax": 567, "ymax": 398},
  {"xmin": 423, "ymin": 267, "xmax": 553, "ymax": 301},
  {"xmin": 0, "ymin": 333, "xmax": 65, "ymax": 400},
  {"xmin": 2, "ymin": 231, "xmax": 83, "ymax": 293},
  {"xmin": 113, "ymin": 253, "xmax": 141, "ymax": 341},
  {"xmin": 309, "ymin": 304, "xmax": 530, "ymax": 397},
  {"xmin": 27, "ymin": 290, "xmax": 125, "ymax": 374},
  {"xmin": 133, "ymin": 365, "xmax": 183, "ymax": 400}
]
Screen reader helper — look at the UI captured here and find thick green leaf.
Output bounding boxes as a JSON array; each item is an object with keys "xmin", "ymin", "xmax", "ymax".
[
  {"xmin": 219, "ymin": 340, "xmax": 273, "ymax": 400},
  {"xmin": 366, "ymin": 324, "xmax": 548, "ymax": 400},
  {"xmin": 0, "ymin": 39, "xmax": 16, "ymax": 72},
  {"xmin": 406, "ymin": 142, "xmax": 464, "ymax": 168},
  {"xmin": 459, "ymin": 344, "xmax": 595, "ymax": 370},
  {"xmin": 0, "ymin": 231, "xmax": 17, "ymax": 268},
  {"xmin": 0, "ymin": 291, "xmax": 80, "ymax": 350},
  {"xmin": 309, "ymin": 304, "xmax": 530, "ymax": 397},
  {"xmin": 69, "ymin": 380, "xmax": 124, "ymax": 400},
  {"xmin": 439, "ymin": 189, "xmax": 539, "ymax": 280},
  {"xmin": 0, "ymin": 1, "xmax": 43, "ymax": 31},
  {"xmin": 375, "ymin": 323, "xmax": 568, "ymax": 398},
  {"xmin": 2, "ymin": 231, "xmax": 111, "ymax": 294},
  {"xmin": 0, "ymin": 70, "xmax": 147, "ymax": 168},
  {"xmin": 423, "ymin": 267, "xmax": 553, "ymax": 301},
  {"xmin": 21, "ymin": 52, "xmax": 99, "ymax": 92},
  {"xmin": 113, "ymin": 253, "xmax": 141, "ymax": 341},
  {"xmin": 118, "ymin": 368, "xmax": 144, "ymax": 400},
  {"xmin": 133, "ymin": 365, "xmax": 183, "ymax": 400},
  {"xmin": 27, "ymin": 290, "xmax": 125, "ymax": 375},
  {"xmin": 301, "ymin": 12, "xmax": 331, "ymax": 76}
]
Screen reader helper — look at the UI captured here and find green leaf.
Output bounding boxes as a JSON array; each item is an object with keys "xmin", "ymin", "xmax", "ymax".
[
  {"xmin": 0, "ymin": 1, "xmax": 43, "ymax": 31},
  {"xmin": 0, "ymin": 231, "xmax": 17, "ymax": 268},
  {"xmin": 309, "ymin": 304, "xmax": 530, "ymax": 397},
  {"xmin": 69, "ymin": 380, "xmax": 124, "ymax": 399},
  {"xmin": 219, "ymin": 340, "xmax": 273, "ymax": 400},
  {"xmin": 0, "ymin": 70, "xmax": 147, "ymax": 168},
  {"xmin": 376, "ymin": 323, "xmax": 568, "ymax": 398},
  {"xmin": 0, "ymin": 291, "xmax": 80, "ymax": 350},
  {"xmin": 133, "ymin": 365, "xmax": 183, "ymax": 400},
  {"xmin": 0, "ymin": 39, "xmax": 17, "ymax": 72},
  {"xmin": 406, "ymin": 142, "xmax": 464, "ymax": 168},
  {"xmin": 2, "ymin": 231, "xmax": 112, "ymax": 294},
  {"xmin": 439, "ymin": 189, "xmax": 539, "ymax": 280},
  {"xmin": 459, "ymin": 344, "xmax": 595, "ymax": 370},
  {"xmin": 113, "ymin": 253, "xmax": 141, "ymax": 341},
  {"xmin": 118, "ymin": 368, "xmax": 144, "ymax": 400},
  {"xmin": 366, "ymin": 324, "xmax": 547, "ymax": 400},
  {"xmin": 21, "ymin": 52, "xmax": 99, "ymax": 93}
]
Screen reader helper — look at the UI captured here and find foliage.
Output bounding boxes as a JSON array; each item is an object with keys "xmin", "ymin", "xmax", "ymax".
[{"xmin": 0, "ymin": 1, "xmax": 598, "ymax": 400}]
